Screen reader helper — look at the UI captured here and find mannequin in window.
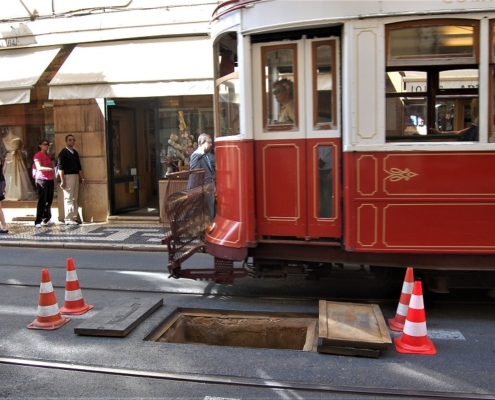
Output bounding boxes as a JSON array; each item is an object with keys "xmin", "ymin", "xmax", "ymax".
[
  {"xmin": 272, "ymin": 78, "xmax": 295, "ymax": 123},
  {"xmin": 1, "ymin": 126, "xmax": 21, "ymax": 158},
  {"xmin": 3, "ymin": 137, "xmax": 36, "ymax": 201},
  {"xmin": 1, "ymin": 126, "xmax": 19, "ymax": 147}
]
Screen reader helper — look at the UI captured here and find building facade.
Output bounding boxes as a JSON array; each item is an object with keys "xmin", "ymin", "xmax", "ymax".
[{"xmin": 0, "ymin": 0, "xmax": 219, "ymax": 221}]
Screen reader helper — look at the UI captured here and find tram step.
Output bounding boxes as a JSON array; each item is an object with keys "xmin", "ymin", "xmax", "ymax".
[{"xmin": 107, "ymin": 215, "xmax": 161, "ymax": 224}]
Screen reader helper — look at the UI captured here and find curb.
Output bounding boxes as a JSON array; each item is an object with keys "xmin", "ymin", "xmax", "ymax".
[{"xmin": 0, "ymin": 241, "xmax": 167, "ymax": 252}]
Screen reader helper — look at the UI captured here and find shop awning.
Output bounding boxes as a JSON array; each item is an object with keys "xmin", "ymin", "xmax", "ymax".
[
  {"xmin": 0, "ymin": 46, "xmax": 61, "ymax": 105},
  {"xmin": 49, "ymin": 37, "xmax": 214, "ymax": 99}
]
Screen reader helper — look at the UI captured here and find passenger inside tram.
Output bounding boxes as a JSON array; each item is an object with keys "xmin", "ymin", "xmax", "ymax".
[
  {"xmin": 272, "ymin": 79, "xmax": 295, "ymax": 123},
  {"xmin": 430, "ymin": 98, "xmax": 478, "ymax": 141}
]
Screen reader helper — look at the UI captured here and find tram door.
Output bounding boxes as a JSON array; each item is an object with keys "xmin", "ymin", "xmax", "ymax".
[{"xmin": 252, "ymin": 37, "xmax": 341, "ymax": 239}]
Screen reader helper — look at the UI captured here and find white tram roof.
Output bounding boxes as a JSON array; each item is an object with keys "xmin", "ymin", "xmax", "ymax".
[{"xmin": 213, "ymin": 0, "xmax": 495, "ymax": 33}]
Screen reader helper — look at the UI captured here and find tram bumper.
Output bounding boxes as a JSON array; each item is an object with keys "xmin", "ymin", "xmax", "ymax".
[{"xmin": 206, "ymin": 241, "xmax": 248, "ymax": 261}]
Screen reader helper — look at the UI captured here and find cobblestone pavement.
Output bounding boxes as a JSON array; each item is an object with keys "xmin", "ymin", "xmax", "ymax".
[{"xmin": 0, "ymin": 221, "xmax": 168, "ymax": 252}]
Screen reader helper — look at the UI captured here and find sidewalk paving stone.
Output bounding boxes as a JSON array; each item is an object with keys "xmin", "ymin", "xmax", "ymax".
[{"xmin": 0, "ymin": 221, "xmax": 168, "ymax": 252}]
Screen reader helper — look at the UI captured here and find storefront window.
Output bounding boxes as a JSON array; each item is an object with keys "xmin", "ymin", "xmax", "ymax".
[
  {"xmin": 158, "ymin": 96, "xmax": 214, "ymax": 175},
  {"xmin": 0, "ymin": 47, "xmax": 67, "ymax": 201},
  {"xmin": 0, "ymin": 102, "xmax": 55, "ymax": 201}
]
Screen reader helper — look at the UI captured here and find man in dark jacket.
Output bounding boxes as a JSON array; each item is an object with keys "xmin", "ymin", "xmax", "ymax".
[
  {"xmin": 187, "ymin": 133, "xmax": 215, "ymax": 220},
  {"xmin": 57, "ymin": 134, "xmax": 86, "ymax": 225}
]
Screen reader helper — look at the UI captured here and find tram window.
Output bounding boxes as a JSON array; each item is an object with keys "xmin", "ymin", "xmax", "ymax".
[
  {"xmin": 386, "ymin": 71, "xmax": 429, "ymax": 137},
  {"xmin": 216, "ymin": 33, "xmax": 238, "ymax": 79},
  {"xmin": 440, "ymin": 69, "xmax": 478, "ymax": 90},
  {"xmin": 218, "ymin": 77, "xmax": 240, "ymax": 136},
  {"xmin": 313, "ymin": 41, "xmax": 337, "ymax": 130},
  {"xmin": 385, "ymin": 20, "xmax": 479, "ymax": 143},
  {"xmin": 386, "ymin": 71, "xmax": 426, "ymax": 94},
  {"xmin": 215, "ymin": 32, "xmax": 239, "ymax": 137},
  {"xmin": 318, "ymin": 145, "xmax": 333, "ymax": 218},
  {"xmin": 434, "ymin": 100, "xmax": 455, "ymax": 132},
  {"xmin": 492, "ymin": 68, "xmax": 495, "ymax": 142},
  {"xmin": 262, "ymin": 44, "xmax": 298, "ymax": 131},
  {"xmin": 387, "ymin": 21, "xmax": 477, "ymax": 66},
  {"xmin": 490, "ymin": 21, "xmax": 495, "ymax": 142},
  {"xmin": 219, "ymin": 48, "xmax": 236, "ymax": 78}
]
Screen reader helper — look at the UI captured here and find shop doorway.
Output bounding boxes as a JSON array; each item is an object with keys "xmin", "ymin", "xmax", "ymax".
[
  {"xmin": 107, "ymin": 106, "xmax": 139, "ymax": 214},
  {"xmin": 106, "ymin": 96, "xmax": 214, "ymax": 220}
]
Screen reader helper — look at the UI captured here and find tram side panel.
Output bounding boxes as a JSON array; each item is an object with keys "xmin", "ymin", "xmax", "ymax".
[
  {"xmin": 254, "ymin": 138, "xmax": 308, "ymax": 238},
  {"xmin": 206, "ymin": 139, "xmax": 256, "ymax": 260},
  {"xmin": 343, "ymin": 151, "xmax": 495, "ymax": 254}
]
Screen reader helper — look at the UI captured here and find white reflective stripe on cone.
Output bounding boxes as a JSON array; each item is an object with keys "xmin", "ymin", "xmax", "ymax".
[
  {"xmin": 66, "ymin": 270, "xmax": 78, "ymax": 281},
  {"xmin": 402, "ymin": 281, "xmax": 414, "ymax": 293},
  {"xmin": 403, "ymin": 320, "xmax": 428, "ymax": 337},
  {"xmin": 65, "ymin": 289, "xmax": 83, "ymax": 301},
  {"xmin": 38, "ymin": 304, "xmax": 60, "ymax": 317},
  {"xmin": 409, "ymin": 294, "xmax": 424, "ymax": 310},
  {"xmin": 40, "ymin": 282, "xmax": 54, "ymax": 293},
  {"xmin": 397, "ymin": 302, "xmax": 408, "ymax": 316}
]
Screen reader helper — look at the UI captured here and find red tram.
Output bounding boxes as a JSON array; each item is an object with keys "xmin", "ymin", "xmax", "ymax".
[{"xmin": 173, "ymin": 0, "xmax": 495, "ymax": 293}]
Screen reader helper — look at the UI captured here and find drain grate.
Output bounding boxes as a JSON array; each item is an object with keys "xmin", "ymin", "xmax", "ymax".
[{"xmin": 145, "ymin": 308, "xmax": 318, "ymax": 351}]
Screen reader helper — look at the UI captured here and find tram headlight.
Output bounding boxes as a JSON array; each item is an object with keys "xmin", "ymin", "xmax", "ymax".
[{"xmin": 207, "ymin": 222, "xmax": 216, "ymax": 233}]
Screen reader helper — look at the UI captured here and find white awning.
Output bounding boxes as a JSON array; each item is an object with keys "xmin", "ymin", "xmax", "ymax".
[
  {"xmin": 49, "ymin": 37, "xmax": 214, "ymax": 99},
  {"xmin": 0, "ymin": 46, "xmax": 61, "ymax": 105}
]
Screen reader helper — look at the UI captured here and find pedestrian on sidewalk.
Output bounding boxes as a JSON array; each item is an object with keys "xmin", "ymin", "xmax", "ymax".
[
  {"xmin": 0, "ymin": 155, "xmax": 8, "ymax": 233},
  {"xmin": 187, "ymin": 133, "xmax": 215, "ymax": 221},
  {"xmin": 33, "ymin": 139, "xmax": 55, "ymax": 228},
  {"xmin": 57, "ymin": 134, "xmax": 86, "ymax": 225}
]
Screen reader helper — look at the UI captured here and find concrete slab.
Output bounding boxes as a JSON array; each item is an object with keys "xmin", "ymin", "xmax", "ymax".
[
  {"xmin": 74, "ymin": 297, "xmax": 163, "ymax": 337},
  {"xmin": 318, "ymin": 300, "xmax": 392, "ymax": 355}
]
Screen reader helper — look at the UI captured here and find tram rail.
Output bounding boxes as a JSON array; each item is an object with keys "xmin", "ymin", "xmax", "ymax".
[
  {"xmin": 1, "ymin": 277, "xmax": 495, "ymax": 306},
  {"xmin": 0, "ymin": 357, "xmax": 493, "ymax": 399}
]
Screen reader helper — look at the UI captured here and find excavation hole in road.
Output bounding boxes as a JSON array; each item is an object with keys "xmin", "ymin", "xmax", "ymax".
[{"xmin": 145, "ymin": 308, "xmax": 318, "ymax": 351}]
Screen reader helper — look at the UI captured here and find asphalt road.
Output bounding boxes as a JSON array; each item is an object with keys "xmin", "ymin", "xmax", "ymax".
[{"xmin": 0, "ymin": 247, "xmax": 494, "ymax": 399}]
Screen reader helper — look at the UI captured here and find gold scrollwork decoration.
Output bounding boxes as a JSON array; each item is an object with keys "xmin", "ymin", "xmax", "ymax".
[{"xmin": 385, "ymin": 168, "xmax": 418, "ymax": 182}]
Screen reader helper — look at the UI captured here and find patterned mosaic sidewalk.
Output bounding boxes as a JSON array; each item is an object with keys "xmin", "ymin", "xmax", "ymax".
[{"xmin": 0, "ymin": 221, "xmax": 168, "ymax": 252}]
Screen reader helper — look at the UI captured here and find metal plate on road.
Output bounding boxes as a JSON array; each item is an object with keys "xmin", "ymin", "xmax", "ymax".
[
  {"xmin": 318, "ymin": 300, "xmax": 391, "ymax": 355},
  {"xmin": 74, "ymin": 297, "xmax": 163, "ymax": 337}
]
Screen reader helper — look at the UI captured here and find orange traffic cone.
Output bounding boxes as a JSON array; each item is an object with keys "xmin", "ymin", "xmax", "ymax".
[
  {"xmin": 394, "ymin": 280, "xmax": 436, "ymax": 355},
  {"xmin": 388, "ymin": 267, "xmax": 414, "ymax": 332},
  {"xmin": 60, "ymin": 258, "xmax": 94, "ymax": 315},
  {"xmin": 28, "ymin": 269, "xmax": 70, "ymax": 330}
]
